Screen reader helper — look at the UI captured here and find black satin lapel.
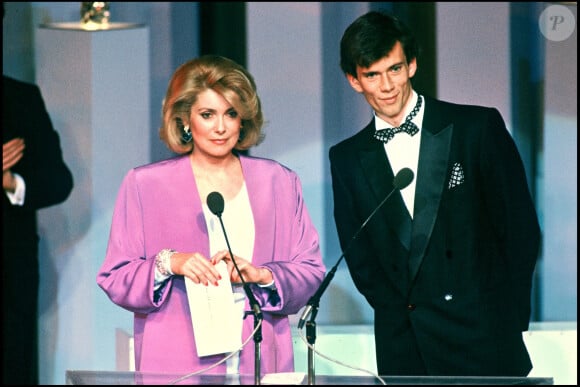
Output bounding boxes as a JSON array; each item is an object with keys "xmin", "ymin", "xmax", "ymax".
[
  {"xmin": 360, "ymin": 148, "xmax": 413, "ymax": 250},
  {"xmin": 408, "ymin": 124, "xmax": 453, "ymax": 282}
]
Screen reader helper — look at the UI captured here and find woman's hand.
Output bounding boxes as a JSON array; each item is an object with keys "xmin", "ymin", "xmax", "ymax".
[
  {"xmin": 170, "ymin": 252, "xmax": 222, "ymax": 286},
  {"xmin": 211, "ymin": 250, "xmax": 273, "ymax": 285}
]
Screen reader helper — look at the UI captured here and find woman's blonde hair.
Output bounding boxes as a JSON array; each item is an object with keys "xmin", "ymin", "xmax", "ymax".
[{"xmin": 159, "ymin": 55, "xmax": 265, "ymax": 154}]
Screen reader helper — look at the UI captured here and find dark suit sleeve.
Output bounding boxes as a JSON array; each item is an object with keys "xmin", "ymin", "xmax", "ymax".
[
  {"xmin": 8, "ymin": 80, "xmax": 74, "ymax": 210},
  {"xmin": 329, "ymin": 145, "xmax": 383, "ymax": 308},
  {"xmin": 479, "ymin": 108, "xmax": 541, "ymax": 330}
]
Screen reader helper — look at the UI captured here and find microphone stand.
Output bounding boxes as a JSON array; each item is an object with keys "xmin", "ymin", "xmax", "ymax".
[
  {"xmin": 303, "ymin": 258, "xmax": 341, "ymax": 385},
  {"xmin": 305, "ymin": 305, "xmax": 318, "ymax": 385},
  {"xmin": 298, "ymin": 168, "xmax": 414, "ymax": 385},
  {"xmin": 215, "ymin": 215, "xmax": 263, "ymax": 385},
  {"xmin": 243, "ymin": 291, "xmax": 263, "ymax": 385}
]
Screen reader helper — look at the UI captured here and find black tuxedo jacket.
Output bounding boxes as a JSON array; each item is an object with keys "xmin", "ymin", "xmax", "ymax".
[
  {"xmin": 329, "ymin": 95, "xmax": 540, "ymax": 376},
  {"xmin": 2, "ymin": 75, "xmax": 73, "ymax": 383}
]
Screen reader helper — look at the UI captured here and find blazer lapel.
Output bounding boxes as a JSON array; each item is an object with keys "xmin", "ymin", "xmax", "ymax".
[
  {"xmin": 359, "ymin": 128, "xmax": 413, "ymax": 252},
  {"xmin": 408, "ymin": 109, "xmax": 453, "ymax": 284}
]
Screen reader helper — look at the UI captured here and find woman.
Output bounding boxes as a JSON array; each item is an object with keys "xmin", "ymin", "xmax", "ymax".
[{"xmin": 97, "ymin": 55, "xmax": 325, "ymax": 376}]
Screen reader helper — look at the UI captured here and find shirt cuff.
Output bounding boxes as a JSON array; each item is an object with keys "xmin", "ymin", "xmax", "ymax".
[
  {"xmin": 5, "ymin": 173, "xmax": 25, "ymax": 206},
  {"xmin": 258, "ymin": 280, "xmax": 276, "ymax": 290},
  {"xmin": 153, "ymin": 269, "xmax": 172, "ymax": 291}
]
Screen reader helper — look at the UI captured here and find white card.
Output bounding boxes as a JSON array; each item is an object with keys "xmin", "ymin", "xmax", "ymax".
[{"xmin": 185, "ymin": 260, "xmax": 242, "ymax": 357}]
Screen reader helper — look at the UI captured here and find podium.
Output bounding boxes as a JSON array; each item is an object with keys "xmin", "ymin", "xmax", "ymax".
[{"xmin": 65, "ymin": 370, "xmax": 553, "ymax": 385}]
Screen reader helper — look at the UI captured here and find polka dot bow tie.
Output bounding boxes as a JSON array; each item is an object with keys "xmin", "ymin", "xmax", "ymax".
[{"xmin": 373, "ymin": 96, "xmax": 423, "ymax": 143}]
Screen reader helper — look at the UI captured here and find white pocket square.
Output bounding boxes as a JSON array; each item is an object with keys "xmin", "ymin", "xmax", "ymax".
[{"xmin": 448, "ymin": 162, "xmax": 465, "ymax": 189}]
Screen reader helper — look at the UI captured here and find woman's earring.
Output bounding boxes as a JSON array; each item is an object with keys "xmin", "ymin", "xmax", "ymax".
[{"xmin": 181, "ymin": 125, "xmax": 192, "ymax": 143}]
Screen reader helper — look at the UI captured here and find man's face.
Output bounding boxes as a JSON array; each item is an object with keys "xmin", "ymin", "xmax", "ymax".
[{"xmin": 347, "ymin": 41, "xmax": 417, "ymax": 127}]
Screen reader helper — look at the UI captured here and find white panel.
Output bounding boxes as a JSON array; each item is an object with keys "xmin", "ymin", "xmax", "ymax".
[
  {"xmin": 539, "ymin": 4, "xmax": 577, "ymax": 322},
  {"xmin": 34, "ymin": 23, "xmax": 150, "ymax": 384},
  {"xmin": 436, "ymin": 3, "xmax": 511, "ymax": 129}
]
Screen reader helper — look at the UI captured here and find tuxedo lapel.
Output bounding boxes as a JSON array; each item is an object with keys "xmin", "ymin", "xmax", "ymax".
[
  {"xmin": 358, "ymin": 131, "xmax": 413, "ymax": 252},
  {"xmin": 408, "ymin": 108, "xmax": 453, "ymax": 284}
]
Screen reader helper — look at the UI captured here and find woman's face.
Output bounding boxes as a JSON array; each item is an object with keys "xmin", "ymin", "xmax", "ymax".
[{"xmin": 189, "ymin": 88, "xmax": 242, "ymax": 159}]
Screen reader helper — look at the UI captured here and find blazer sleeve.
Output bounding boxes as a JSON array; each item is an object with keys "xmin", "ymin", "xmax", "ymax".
[
  {"xmin": 96, "ymin": 169, "xmax": 162, "ymax": 314},
  {"xmin": 253, "ymin": 168, "xmax": 326, "ymax": 315},
  {"xmin": 480, "ymin": 108, "xmax": 541, "ymax": 330},
  {"xmin": 8, "ymin": 80, "xmax": 73, "ymax": 210},
  {"xmin": 328, "ymin": 144, "xmax": 385, "ymax": 309}
]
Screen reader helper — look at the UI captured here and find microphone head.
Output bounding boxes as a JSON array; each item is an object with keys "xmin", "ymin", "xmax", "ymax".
[
  {"xmin": 206, "ymin": 191, "xmax": 225, "ymax": 216},
  {"xmin": 393, "ymin": 168, "xmax": 414, "ymax": 190}
]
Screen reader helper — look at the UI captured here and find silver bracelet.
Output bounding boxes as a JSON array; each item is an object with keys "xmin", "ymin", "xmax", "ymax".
[{"xmin": 155, "ymin": 249, "xmax": 175, "ymax": 276}]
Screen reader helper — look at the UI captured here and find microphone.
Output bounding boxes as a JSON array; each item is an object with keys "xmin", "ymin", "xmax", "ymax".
[
  {"xmin": 297, "ymin": 167, "xmax": 414, "ymax": 329},
  {"xmin": 206, "ymin": 191, "xmax": 263, "ymax": 319},
  {"xmin": 207, "ymin": 191, "xmax": 225, "ymax": 217}
]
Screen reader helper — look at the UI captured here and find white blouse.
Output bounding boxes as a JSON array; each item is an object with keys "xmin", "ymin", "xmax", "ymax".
[{"xmin": 202, "ymin": 182, "xmax": 255, "ymax": 374}]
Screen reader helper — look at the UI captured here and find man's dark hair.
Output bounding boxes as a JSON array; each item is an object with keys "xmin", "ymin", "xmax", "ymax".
[{"xmin": 340, "ymin": 11, "xmax": 420, "ymax": 77}]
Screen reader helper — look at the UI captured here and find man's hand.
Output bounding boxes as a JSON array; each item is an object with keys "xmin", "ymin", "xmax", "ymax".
[{"xmin": 3, "ymin": 138, "xmax": 25, "ymax": 191}]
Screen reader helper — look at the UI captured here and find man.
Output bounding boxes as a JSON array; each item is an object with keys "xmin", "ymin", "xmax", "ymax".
[
  {"xmin": 329, "ymin": 11, "xmax": 540, "ymax": 376},
  {"xmin": 2, "ymin": 72, "xmax": 74, "ymax": 384}
]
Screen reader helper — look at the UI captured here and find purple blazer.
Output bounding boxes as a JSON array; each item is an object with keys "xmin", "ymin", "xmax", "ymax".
[{"xmin": 97, "ymin": 154, "xmax": 325, "ymax": 375}]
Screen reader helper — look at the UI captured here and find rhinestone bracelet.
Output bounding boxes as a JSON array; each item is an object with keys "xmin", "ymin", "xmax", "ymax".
[{"xmin": 155, "ymin": 249, "xmax": 175, "ymax": 276}]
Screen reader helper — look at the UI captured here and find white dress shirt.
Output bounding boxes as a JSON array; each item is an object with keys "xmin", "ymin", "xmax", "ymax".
[{"xmin": 374, "ymin": 91, "xmax": 425, "ymax": 218}]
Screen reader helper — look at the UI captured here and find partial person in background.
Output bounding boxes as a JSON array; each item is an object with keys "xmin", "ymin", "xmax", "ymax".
[
  {"xmin": 2, "ymin": 55, "xmax": 74, "ymax": 387},
  {"xmin": 329, "ymin": 11, "xmax": 541, "ymax": 376},
  {"xmin": 97, "ymin": 55, "xmax": 325, "ymax": 376}
]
